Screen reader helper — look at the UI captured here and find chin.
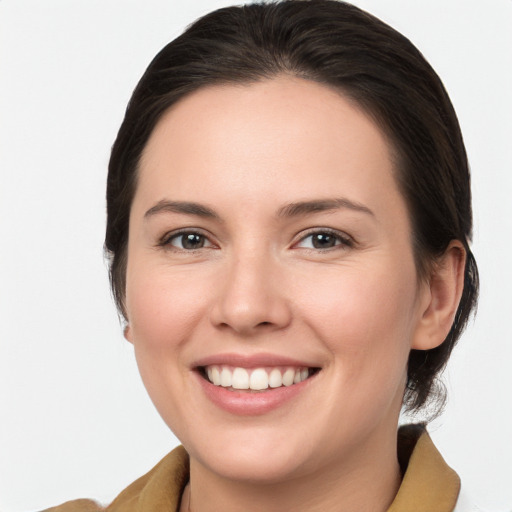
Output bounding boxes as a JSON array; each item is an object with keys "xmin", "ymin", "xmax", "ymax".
[
  {"xmin": 184, "ymin": 425, "xmax": 319, "ymax": 483},
  {"xmin": 200, "ymin": 447, "xmax": 311, "ymax": 484}
]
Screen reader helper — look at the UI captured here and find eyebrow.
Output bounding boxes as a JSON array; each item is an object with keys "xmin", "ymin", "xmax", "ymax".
[
  {"xmin": 144, "ymin": 200, "xmax": 220, "ymax": 220},
  {"xmin": 277, "ymin": 198, "xmax": 374, "ymax": 218},
  {"xmin": 144, "ymin": 197, "xmax": 374, "ymax": 221}
]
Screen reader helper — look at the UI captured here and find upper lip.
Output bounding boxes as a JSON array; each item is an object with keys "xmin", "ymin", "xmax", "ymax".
[{"xmin": 192, "ymin": 352, "xmax": 320, "ymax": 369}]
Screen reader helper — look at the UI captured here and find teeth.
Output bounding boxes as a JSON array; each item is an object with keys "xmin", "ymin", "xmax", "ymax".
[
  {"xmin": 211, "ymin": 366, "xmax": 221, "ymax": 386},
  {"xmin": 204, "ymin": 365, "xmax": 312, "ymax": 391},
  {"xmin": 282, "ymin": 368, "xmax": 295, "ymax": 386},
  {"xmin": 220, "ymin": 367, "xmax": 232, "ymax": 387},
  {"xmin": 250, "ymin": 368, "xmax": 269, "ymax": 390},
  {"xmin": 232, "ymin": 368, "xmax": 249, "ymax": 389},
  {"xmin": 268, "ymin": 368, "xmax": 282, "ymax": 388}
]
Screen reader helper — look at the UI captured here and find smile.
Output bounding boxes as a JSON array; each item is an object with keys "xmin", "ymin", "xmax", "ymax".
[
  {"xmin": 201, "ymin": 365, "xmax": 317, "ymax": 391},
  {"xmin": 193, "ymin": 354, "xmax": 322, "ymax": 414}
]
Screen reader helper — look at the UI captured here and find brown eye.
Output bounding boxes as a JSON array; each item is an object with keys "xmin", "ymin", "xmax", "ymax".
[
  {"xmin": 310, "ymin": 233, "xmax": 338, "ymax": 249},
  {"xmin": 295, "ymin": 230, "xmax": 353, "ymax": 250},
  {"xmin": 167, "ymin": 232, "xmax": 210, "ymax": 250}
]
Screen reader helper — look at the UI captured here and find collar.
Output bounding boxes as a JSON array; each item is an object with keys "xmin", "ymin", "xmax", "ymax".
[{"xmin": 388, "ymin": 424, "xmax": 460, "ymax": 512}]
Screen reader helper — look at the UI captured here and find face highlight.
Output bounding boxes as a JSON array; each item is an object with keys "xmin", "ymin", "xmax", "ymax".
[{"xmin": 124, "ymin": 77, "xmax": 431, "ymax": 484}]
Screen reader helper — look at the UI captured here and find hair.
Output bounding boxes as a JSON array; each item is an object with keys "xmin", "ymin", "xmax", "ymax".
[{"xmin": 105, "ymin": 0, "xmax": 478, "ymax": 416}]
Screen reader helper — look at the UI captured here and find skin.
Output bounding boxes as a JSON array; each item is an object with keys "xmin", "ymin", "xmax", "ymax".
[{"xmin": 124, "ymin": 77, "xmax": 465, "ymax": 512}]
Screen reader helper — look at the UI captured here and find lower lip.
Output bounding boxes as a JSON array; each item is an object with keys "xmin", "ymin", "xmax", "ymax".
[{"xmin": 195, "ymin": 371, "xmax": 317, "ymax": 416}]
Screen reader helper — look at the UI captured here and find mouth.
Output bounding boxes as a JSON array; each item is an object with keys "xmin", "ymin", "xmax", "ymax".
[
  {"xmin": 193, "ymin": 355, "xmax": 322, "ymax": 414},
  {"xmin": 197, "ymin": 365, "xmax": 321, "ymax": 392}
]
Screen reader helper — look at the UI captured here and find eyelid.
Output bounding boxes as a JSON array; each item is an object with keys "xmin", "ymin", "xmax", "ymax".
[
  {"xmin": 292, "ymin": 227, "xmax": 354, "ymax": 249},
  {"xmin": 156, "ymin": 226, "xmax": 354, "ymax": 251},
  {"xmin": 158, "ymin": 228, "xmax": 217, "ymax": 250}
]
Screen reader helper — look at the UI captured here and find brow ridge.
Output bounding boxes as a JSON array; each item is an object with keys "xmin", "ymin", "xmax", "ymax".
[
  {"xmin": 144, "ymin": 197, "xmax": 373, "ymax": 221},
  {"xmin": 144, "ymin": 200, "xmax": 219, "ymax": 219},
  {"xmin": 277, "ymin": 198, "xmax": 374, "ymax": 218}
]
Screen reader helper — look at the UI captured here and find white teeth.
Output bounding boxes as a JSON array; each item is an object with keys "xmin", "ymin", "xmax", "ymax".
[
  {"xmin": 282, "ymin": 368, "xmax": 295, "ymax": 386},
  {"xmin": 204, "ymin": 365, "xmax": 314, "ymax": 390},
  {"xmin": 250, "ymin": 368, "xmax": 269, "ymax": 390},
  {"xmin": 268, "ymin": 368, "xmax": 283, "ymax": 388},
  {"xmin": 220, "ymin": 367, "xmax": 232, "ymax": 387},
  {"xmin": 232, "ymin": 368, "xmax": 249, "ymax": 389},
  {"xmin": 211, "ymin": 366, "xmax": 221, "ymax": 386}
]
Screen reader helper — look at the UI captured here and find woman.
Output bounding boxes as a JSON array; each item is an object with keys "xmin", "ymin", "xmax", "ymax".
[{"xmin": 46, "ymin": 1, "xmax": 481, "ymax": 510}]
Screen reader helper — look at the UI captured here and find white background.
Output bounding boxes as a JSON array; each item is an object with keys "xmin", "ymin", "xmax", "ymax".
[{"xmin": 0, "ymin": 1, "xmax": 511, "ymax": 511}]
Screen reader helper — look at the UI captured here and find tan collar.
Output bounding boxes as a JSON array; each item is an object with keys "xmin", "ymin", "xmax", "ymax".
[
  {"xmin": 104, "ymin": 425, "xmax": 460, "ymax": 512},
  {"xmin": 106, "ymin": 444, "xmax": 189, "ymax": 511},
  {"xmin": 388, "ymin": 424, "xmax": 460, "ymax": 511}
]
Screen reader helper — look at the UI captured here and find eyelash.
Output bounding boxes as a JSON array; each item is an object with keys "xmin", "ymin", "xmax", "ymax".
[
  {"xmin": 294, "ymin": 228, "xmax": 354, "ymax": 251},
  {"xmin": 159, "ymin": 229, "xmax": 214, "ymax": 251},
  {"xmin": 158, "ymin": 228, "xmax": 354, "ymax": 252}
]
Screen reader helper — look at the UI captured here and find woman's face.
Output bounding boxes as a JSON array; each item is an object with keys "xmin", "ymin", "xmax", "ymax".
[{"xmin": 125, "ymin": 77, "xmax": 431, "ymax": 483}]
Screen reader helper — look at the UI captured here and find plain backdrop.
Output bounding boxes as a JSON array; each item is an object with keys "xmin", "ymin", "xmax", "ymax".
[{"xmin": 1, "ymin": 1, "xmax": 511, "ymax": 511}]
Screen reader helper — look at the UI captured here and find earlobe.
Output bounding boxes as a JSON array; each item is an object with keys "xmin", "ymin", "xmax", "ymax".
[
  {"xmin": 412, "ymin": 241, "xmax": 466, "ymax": 350},
  {"xmin": 124, "ymin": 323, "xmax": 133, "ymax": 344}
]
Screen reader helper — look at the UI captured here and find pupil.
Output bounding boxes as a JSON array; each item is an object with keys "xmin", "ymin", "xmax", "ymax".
[
  {"xmin": 313, "ymin": 233, "xmax": 335, "ymax": 248},
  {"xmin": 183, "ymin": 233, "xmax": 203, "ymax": 249}
]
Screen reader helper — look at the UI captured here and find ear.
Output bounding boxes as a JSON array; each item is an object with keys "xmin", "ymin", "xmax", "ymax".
[
  {"xmin": 123, "ymin": 323, "xmax": 133, "ymax": 344},
  {"xmin": 412, "ymin": 241, "xmax": 466, "ymax": 350}
]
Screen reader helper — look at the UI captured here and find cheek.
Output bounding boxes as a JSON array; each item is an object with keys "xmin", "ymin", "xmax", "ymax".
[
  {"xmin": 124, "ymin": 263, "xmax": 214, "ymax": 426},
  {"xmin": 299, "ymin": 261, "xmax": 418, "ymax": 376},
  {"xmin": 125, "ymin": 262, "xmax": 212, "ymax": 356}
]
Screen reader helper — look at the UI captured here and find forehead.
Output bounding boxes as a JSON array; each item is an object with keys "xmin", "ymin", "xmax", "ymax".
[{"xmin": 135, "ymin": 76, "xmax": 405, "ymax": 223}]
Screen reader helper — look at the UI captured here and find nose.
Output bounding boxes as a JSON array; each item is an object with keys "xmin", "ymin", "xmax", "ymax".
[{"xmin": 209, "ymin": 249, "xmax": 292, "ymax": 336}]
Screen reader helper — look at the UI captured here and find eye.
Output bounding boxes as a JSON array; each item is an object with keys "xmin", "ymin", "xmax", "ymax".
[
  {"xmin": 295, "ymin": 230, "xmax": 353, "ymax": 250},
  {"xmin": 163, "ymin": 231, "xmax": 213, "ymax": 250}
]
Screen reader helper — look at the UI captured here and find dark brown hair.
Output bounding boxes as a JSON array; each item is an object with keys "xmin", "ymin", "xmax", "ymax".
[{"xmin": 105, "ymin": 0, "xmax": 478, "ymax": 415}]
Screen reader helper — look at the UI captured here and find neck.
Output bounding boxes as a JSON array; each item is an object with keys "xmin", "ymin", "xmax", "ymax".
[{"xmin": 182, "ymin": 428, "xmax": 402, "ymax": 512}]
